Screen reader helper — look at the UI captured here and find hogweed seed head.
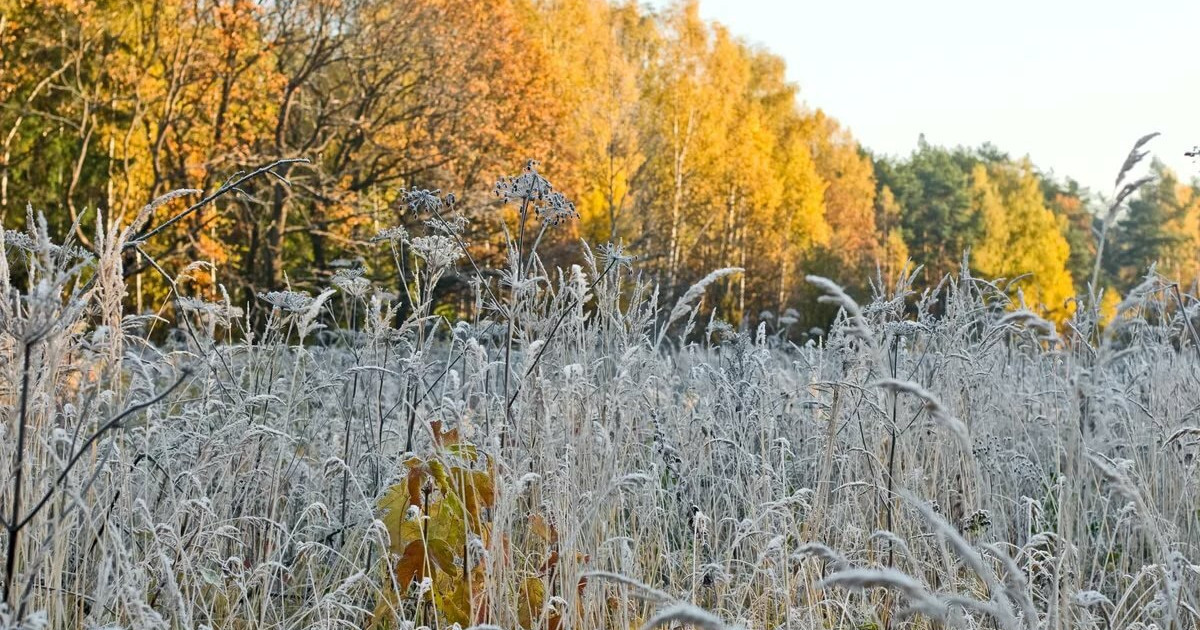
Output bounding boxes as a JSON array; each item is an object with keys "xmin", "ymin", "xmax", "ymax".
[
  {"xmin": 371, "ymin": 226, "xmax": 409, "ymax": 244},
  {"xmin": 494, "ymin": 159, "xmax": 552, "ymax": 205},
  {"xmin": 535, "ymin": 191, "xmax": 578, "ymax": 226},
  {"xmin": 400, "ymin": 188, "xmax": 445, "ymax": 215},
  {"xmin": 177, "ymin": 297, "xmax": 244, "ymax": 327},
  {"xmin": 599, "ymin": 241, "xmax": 635, "ymax": 273},
  {"xmin": 258, "ymin": 290, "xmax": 317, "ymax": 313},
  {"xmin": 332, "ymin": 268, "xmax": 371, "ymax": 298},
  {"xmin": 409, "ymin": 235, "xmax": 463, "ymax": 273}
]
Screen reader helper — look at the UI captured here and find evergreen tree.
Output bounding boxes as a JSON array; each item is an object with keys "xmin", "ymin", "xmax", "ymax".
[
  {"xmin": 1106, "ymin": 161, "xmax": 1195, "ymax": 290},
  {"xmin": 874, "ymin": 138, "xmax": 981, "ymax": 282}
]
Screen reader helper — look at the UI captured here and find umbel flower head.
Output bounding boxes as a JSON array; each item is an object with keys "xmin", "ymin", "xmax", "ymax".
[
  {"xmin": 409, "ymin": 235, "xmax": 463, "ymax": 272},
  {"xmin": 494, "ymin": 159, "xmax": 578, "ymax": 229},
  {"xmin": 494, "ymin": 159, "xmax": 552, "ymax": 204},
  {"xmin": 258, "ymin": 290, "xmax": 318, "ymax": 313},
  {"xmin": 177, "ymin": 296, "xmax": 244, "ymax": 326},
  {"xmin": 535, "ymin": 191, "xmax": 577, "ymax": 226},
  {"xmin": 400, "ymin": 188, "xmax": 446, "ymax": 215},
  {"xmin": 371, "ymin": 226, "xmax": 409, "ymax": 244},
  {"xmin": 331, "ymin": 268, "xmax": 371, "ymax": 298},
  {"xmin": 598, "ymin": 241, "xmax": 635, "ymax": 273}
]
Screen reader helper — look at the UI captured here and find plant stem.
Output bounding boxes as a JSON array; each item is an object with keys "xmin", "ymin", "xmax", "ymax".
[
  {"xmin": 506, "ymin": 259, "xmax": 617, "ymax": 413},
  {"xmin": 3, "ymin": 341, "xmax": 33, "ymax": 609}
]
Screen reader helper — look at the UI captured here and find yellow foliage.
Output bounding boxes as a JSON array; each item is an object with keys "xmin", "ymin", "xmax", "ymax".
[
  {"xmin": 971, "ymin": 161, "xmax": 1076, "ymax": 321},
  {"xmin": 1099, "ymin": 287, "xmax": 1122, "ymax": 327},
  {"xmin": 373, "ymin": 424, "xmax": 495, "ymax": 628}
]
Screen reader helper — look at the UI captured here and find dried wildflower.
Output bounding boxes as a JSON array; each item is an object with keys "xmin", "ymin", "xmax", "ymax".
[
  {"xmin": 257, "ymin": 290, "xmax": 316, "ymax": 313},
  {"xmin": 3, "ymin": 229, "xmax": 38, "ymax": 252},
  {"xmin": 425, "ymin": 213, "xmax": 468, "ymax": 236},
  {"xmin": 706, "ymin": 319, "xmax": 741, "ymax": 347},
  {"xmin": 8, "ymin": 276, "xmax": 86, "ymax": 343},
  {"xmin": 371, "ymin": 226, "xmax": 409, "ymax": 244},
  {"xmin": 535, "ymin": 191, "xmax": 578, "ymax": 226},
  {"xmin": 331, "ymin": 268, "xmax": 371, "ymax": 298},
  {"xmin": 3, "ymin": 228, "xmax": 92, "ymax": 262},
  {"xmin": 960, "ymin": 509, "xmax": 992, "ymax": 533},
  {"xmin": 698, "ymin": 563, "xmax": 730, "ymax": 587},
  {"xmin": 409, "ymin": 234, "xmax": 462, "ymax": 272},
  {"xmin": 598, "ymin": 241, "xmax": 634, "ymax": 273},
  {"xmin": 176, "ymin": 297, "xmax": 244, "ymax": 326},
  {"xmin": 494, "ymin": 159, "xmax": 552, "ymax": 204},
  {"xmin": 401, "ymin": 188, "xmax": 444, "ymax": 215}
]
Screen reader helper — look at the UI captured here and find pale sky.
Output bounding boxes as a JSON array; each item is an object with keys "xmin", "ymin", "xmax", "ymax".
[{"xmin": 649, "ymin": 0, "xmax": 1200, "ymax": 195}]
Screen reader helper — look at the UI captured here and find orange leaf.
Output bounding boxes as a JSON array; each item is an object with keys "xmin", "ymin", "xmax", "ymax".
[
  {"xmin": 394, "ymin": 540, "xmax": 427, "ymax": 588},
  {"xmin": 430, "ymin": 420, "xmax": 461, "ymax": 447},
  {"xmin": 541, "ymin": 549, "xmax": 559, "ymax": 577},
  {"xmin": 435, "ymin": 577, "xmax": 471, "ymax": 626},
  {"xmin": 458, "ymin": 467, "xmax": 496, "ymax": 523},
  {"xmin": 406, "ymin": 468, "xmax": 424, "ymax": 507}
]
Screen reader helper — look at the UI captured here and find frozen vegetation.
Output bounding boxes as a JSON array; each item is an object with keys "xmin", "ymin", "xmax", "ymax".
[{"xmin": 0, "ymin": 170, "xmax": 1198, "ymax": 630}]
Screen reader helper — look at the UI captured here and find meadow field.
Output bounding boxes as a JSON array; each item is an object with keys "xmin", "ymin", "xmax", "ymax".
[
  {"xmin": 5, "ymin": 0, "xmax": 1200, "ymax": 627},
  {"xmin": 0, "ymin": 170, "xmax": 1197, "ymax": 630}
]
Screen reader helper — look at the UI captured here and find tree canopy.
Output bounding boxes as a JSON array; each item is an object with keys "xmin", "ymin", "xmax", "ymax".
[{"xmin": 1, "ymin": 0, "xmax": 1195, "ymax": 328}]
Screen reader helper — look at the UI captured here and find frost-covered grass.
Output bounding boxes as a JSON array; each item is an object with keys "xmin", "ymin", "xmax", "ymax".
[{"xmin": 1, "ymin": 182, "xmax": 1199, "ymax": 630}]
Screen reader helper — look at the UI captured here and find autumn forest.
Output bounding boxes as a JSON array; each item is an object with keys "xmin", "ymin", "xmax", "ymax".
[
  {"xmin": 2, "ymin": 0, "xmax": 1196, "ymax": 328},
  {"xmin": 9, "ymin": 1, "xmax": 1200, "ymax": 628}
]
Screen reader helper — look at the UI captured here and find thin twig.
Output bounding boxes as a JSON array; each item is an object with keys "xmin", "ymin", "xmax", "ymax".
[
  {"xmin": 506, "ymin": 258, "xmax": 617, "ymax": 412},
  {"xmin": 128, "ymin": 157, "xmax": 309, "ymax": 247},
  {"xmin": 3, "ymin": 342, "xmax": 34, "ymax": 608},
  {"xmin": 14, "ymin": 371, "xmax": 190, "ymax": 532},
  {"xmin": 1169, "ymin": 283, "xmax": 1200, "ymax": 362}
]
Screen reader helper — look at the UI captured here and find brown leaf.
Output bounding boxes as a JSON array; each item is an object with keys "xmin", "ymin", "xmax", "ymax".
[
  {"xmin": 407, "ymin": 466, "xmax": 424, "ymax": 508},
  {"xmin": 394, "ymin": 540, "xmax": 427, "ymax": 588},
  {"xmin": 541, "ymin": 549, "xmax": 559, "ymax": 577},
  {"xmin": 529, "ymin": 514, "xmax": 556, "ymax": 543}
]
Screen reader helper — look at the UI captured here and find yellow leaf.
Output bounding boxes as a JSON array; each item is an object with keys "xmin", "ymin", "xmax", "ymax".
[
  {"xmin": 456, "ymin": 467, "xmax": 496, "ymax": 525},
  {"xmin": 378, "ymin": 483, "xmax": 418, "ymax": 553},
  {"xmin": 428, "ymin": 459, "xmax": 452, "ymax": 494},
  {"xmin": 429, "ymin": 491, "xmax": 467, "ymax": 549},
  {"xmin": 434, "ymin": 574, "xmax": 473, "ymax": 626},
  {"xmin": 518, "ymin": 577, "xmax": 546, "ymax": 630},
  {"xmin": 369, "ymin": 583, "xmax": 402, "ymax": 630},
  {"xmin": 427, "ymin": 537, "xmax": 459, "ymax": 576}
]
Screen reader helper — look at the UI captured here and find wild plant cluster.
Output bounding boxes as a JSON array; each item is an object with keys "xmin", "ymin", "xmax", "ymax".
[{"xmin": 0, "ymin": 161, "xmax": 1198, "ymax": 630}]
